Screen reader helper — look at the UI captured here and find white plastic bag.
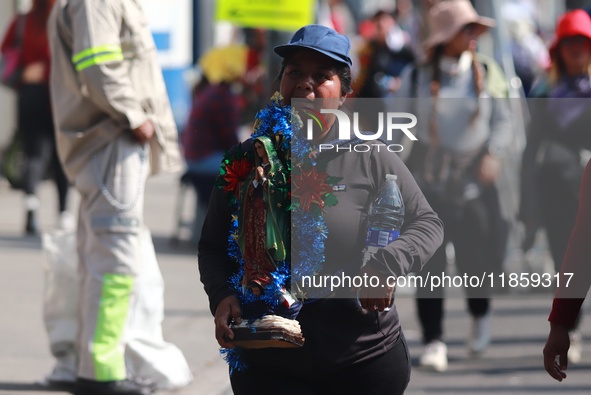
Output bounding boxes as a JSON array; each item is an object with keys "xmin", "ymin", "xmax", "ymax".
[
  {"xmin": 41, "ymin": 228, "xmax": 193, "ymax": 389},
  {"xmin": 41, "ymin": 229, "xmax": 78, "ymax": 383},
  {"xmin": 124, "ymin": 228, "xmax": 193, "ymax": 389}
]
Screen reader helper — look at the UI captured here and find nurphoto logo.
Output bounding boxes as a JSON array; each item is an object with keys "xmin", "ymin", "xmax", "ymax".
[{"xmin": 302, "ymin": 108, "xmax": 418, "ymax": 153}]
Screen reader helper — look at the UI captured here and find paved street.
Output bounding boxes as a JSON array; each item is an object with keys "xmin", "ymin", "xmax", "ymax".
[{"xmin": 0, "ymin": 174, "xmax": 589, "ymax": 394}]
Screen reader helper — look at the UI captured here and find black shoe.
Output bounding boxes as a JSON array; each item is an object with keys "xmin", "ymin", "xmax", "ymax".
[
  {"xmin": 25, "ymin": 210, "xmax": 38, "ymax": 235},
  {"xmin": 34, "ymin": 378, "xmax": 78, "ymax": 393},
  {"xmin": 75, "ymin": 377, "xmax": 155, "ymax": 395}
]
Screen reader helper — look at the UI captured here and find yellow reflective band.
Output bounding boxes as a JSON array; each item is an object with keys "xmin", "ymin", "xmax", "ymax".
[
  {"xmin": 75, "ymin": 53, "xmax": 124, "ymax": 72},
  {"xmin": 93, "ymin": 273, "xmax": 134, "ymax": 381},
  {"xmin": 72, "ymin": 44, "xmax": 122, "ymax": 64}
]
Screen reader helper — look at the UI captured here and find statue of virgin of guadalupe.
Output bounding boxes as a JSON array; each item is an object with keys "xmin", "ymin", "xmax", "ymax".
[
  {"xmin": 224, "ymin": 104, "xmax": 305, "ymax": 349},
  {"xmin": 237, "ymin": 136, "xmax": 291, "ymax": 304}
]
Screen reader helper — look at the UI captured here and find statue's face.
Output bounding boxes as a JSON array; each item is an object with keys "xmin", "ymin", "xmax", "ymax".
[{"xmin": 254, "ymin": 141, "xmax": 268, "ymax": 163}]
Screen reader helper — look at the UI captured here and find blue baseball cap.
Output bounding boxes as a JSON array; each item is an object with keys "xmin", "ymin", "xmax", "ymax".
[{"xmin": 274, "ymin": 24, "xmax": 353, "ymax": 67}]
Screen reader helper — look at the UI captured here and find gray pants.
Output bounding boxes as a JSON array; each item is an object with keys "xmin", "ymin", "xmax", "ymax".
[{"xmin": 73, "ymin": 135, "xmax": 191, "ymax": 385}]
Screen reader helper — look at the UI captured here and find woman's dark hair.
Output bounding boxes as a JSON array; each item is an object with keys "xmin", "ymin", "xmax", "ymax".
[
  {"xmin": 192, "ymin": 74, "xmax": 210, "ymax": 96},
  {"xmin": 31, "ymin": 0, "xmax": 56, "ymax": 29},
  {"xmin": 275, "ymin": 54, "xmax": 353, "ymax": 96},
  {"xmin": 549, "ymin": 41, "xmax": 591, "ymax": 86}
]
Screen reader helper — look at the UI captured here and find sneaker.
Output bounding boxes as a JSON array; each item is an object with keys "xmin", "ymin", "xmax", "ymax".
[
  {"xmin": 24, "ymin": 194, "xmax": 40, "ymax": 211},
  {"xmin": 43, "ymin": 355, "xmax": 77, "ymax": 384},
  {"xmin": 58, "ymin": 211, "xmax": 76, "ymax": 231},
  {"xmin": 420, "ymin": 340, "xmax": 448, "ymax": 372},
  {"xmin": 75, "ymin": 377, "xmax": 155, "ymax": 395},
  {"xmin": 468, "ymin": 314, "xmax": 491, "ymax": 355},
  {"xmin": 568, "ymin": 331, "xmax": 583, "ymax": 364}
]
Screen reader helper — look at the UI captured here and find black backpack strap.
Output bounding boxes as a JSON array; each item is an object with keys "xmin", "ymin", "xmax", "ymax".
[
  {"xmin": 11, "ymin": 14, "xmax": 27, "ymax": 48},
  {"xmin": 13, "ymin": 14, "xmax": 27, "ymax": 46},
  {"xmin": 411, "ymin": 64, "xmax": 418, "ymax": 98}
]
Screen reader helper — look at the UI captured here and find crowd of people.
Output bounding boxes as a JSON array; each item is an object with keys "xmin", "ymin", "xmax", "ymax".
[
  {"xmin": 193, "ymin": 0, "xmax": 591, "ymax": 393},
  {"xmin": 189, "ymin": 0, "xmax": 591, "ymax": 380},
  {"xmin": 192, "ymin": 0, "xmax": 591, "ymax": 390},
  {"xmin": 1, "ymin": 0, "xmax": 591, "ymax": 394}
]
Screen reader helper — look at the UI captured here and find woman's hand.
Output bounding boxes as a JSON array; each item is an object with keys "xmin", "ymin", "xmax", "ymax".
[
  {"xmin": 477, "ymin": 153, "xmax": 501, "ymax": 185},
  {"xmin": 478, "ymin": 154, "xmax": 501, "ymax": 185},
  {"xmin": 357, "ymin": 264, "xmax": 395, "ymax": 313},
  {"xmin": 131, "ymin": 120, "xmax": 155, "ymax": 144},
  {"xmin": 543, "ymin": 322, "xmax": 570, "ymax": 382},
  {"xmin": 255, "ymin": 166, "xmax": 264, "ymax": 183},
  {"xmin": 214, "ymin": 295, "xmax": 242, "ymax": 348}
]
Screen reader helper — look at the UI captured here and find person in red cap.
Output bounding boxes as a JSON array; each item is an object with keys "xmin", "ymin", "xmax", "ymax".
[{"xmin": 520, "ymin": 9, "xmax": 591, "ymax": 366}]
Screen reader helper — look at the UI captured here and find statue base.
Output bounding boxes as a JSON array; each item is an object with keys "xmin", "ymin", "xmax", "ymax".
[{"xmin": 227, "ymin": 315, "xmax": 304, "ymax": 349}]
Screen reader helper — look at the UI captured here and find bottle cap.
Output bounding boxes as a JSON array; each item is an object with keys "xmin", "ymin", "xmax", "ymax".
[{"xmin": 386, "ymin": 174, "xmax": 397, "ymax": 181}]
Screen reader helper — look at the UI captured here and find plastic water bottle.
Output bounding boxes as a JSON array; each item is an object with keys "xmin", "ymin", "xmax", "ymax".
[{"xmin": 362, "ymin": 174, "xmax": 405, "ymax": 266}]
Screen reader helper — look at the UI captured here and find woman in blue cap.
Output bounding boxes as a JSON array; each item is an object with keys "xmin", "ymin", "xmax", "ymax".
[{"xmin": 199, "ymin": 24, "xmax": 443, "ymax": 394}]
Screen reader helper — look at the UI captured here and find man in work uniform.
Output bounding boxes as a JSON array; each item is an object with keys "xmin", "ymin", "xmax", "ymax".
[{"xmin": 48, "ymin": 1, "xmax": 192, "ymax": 394}]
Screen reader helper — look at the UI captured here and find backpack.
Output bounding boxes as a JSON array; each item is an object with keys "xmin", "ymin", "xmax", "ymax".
[{"xmin": 0, "ymin": 15, "xmax": 26, "ymax": 90}]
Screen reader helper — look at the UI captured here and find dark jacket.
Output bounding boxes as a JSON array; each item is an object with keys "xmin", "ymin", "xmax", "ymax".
[{"xmin": 520, "ymin": 76, "xmax": 591, "ymax": 224}]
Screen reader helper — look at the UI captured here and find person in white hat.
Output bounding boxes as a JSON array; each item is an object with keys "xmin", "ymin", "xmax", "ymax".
[{"xmin": 396, "ymin": 0, "xmax": 512, "ymax": 372}]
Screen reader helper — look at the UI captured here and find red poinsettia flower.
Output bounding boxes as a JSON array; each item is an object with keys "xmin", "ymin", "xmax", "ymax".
[
  {"xmin": 222, "ymin": 158, "xmax": 254, "ymax": 196},
  {"xmin": 292, "ymin": 168, "xmax": 333, "ymax": 212}
]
